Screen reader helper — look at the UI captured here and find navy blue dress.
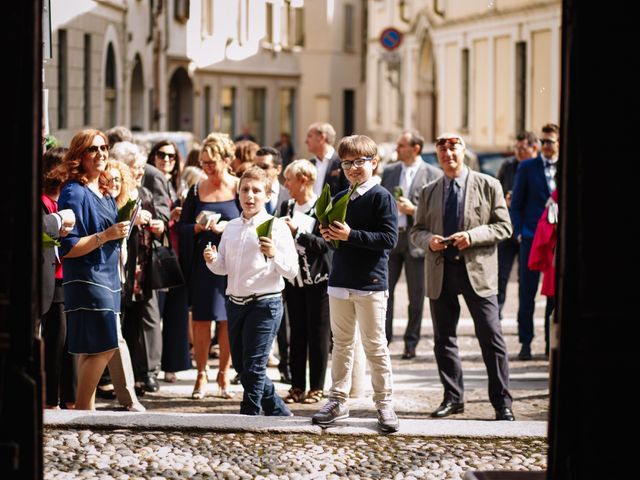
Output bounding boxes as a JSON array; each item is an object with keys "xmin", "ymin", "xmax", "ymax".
[
  {"xmin": 180, "ymin": 183, "xmax": 240, "ymax": 321},
  {"xmin": 58, "ymin": 181, "xmax": 121, "ymax": 354}
]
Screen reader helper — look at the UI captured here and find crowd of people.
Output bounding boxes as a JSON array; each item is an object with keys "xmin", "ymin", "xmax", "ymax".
[{"xmin": 39, "ymin": 120, "xmax": 558, "ymax": 433}]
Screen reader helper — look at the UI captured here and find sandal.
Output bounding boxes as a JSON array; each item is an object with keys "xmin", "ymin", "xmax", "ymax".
[
  {"xmin": 284, "ymin": 387, "xmax": 304, "ymax": 404},
  {"xmin": 302, "ymin": 389, "xmax": 324, "ymax": 404},
  {"xmin": 191, "ymin": 371, "xmax": 208, "ymax": 400}
]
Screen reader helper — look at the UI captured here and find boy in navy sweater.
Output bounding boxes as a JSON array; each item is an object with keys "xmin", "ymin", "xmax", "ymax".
[{"xmin": 312, "ymin": 135, "xmax": 400, "ymax": 433}]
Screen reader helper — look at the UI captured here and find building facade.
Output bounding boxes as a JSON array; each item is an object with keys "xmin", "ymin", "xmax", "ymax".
[
  {"xmin": 44, "ymin": 0, "xmax": 366, "ymax": 153},
  {"xmin": 367, "ymin": 0, "xmax": 561, "ymax": 148}
]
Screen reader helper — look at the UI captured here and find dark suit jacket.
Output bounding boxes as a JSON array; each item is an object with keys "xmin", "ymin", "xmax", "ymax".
[
  {"xmin": 270, "ymin": 182, "xmax": 290, "ymax": 217},
  {"xmin": 42, "ymin": 212, "xmax": 60, "ymax": 315},
  {"xmin": 510, "ymin": 155, "xmax": 551, "ymax": 239},
  {"xmin": 381, "ymin": 160, "xmax": 442, "ymax": 257},
  {"xmin": 320, "ymin": 150, "xmax": 349, "ymax": 195},
  {"xmin": 143, "ymin": 163, "xmax": 171, "ymax": 223}
]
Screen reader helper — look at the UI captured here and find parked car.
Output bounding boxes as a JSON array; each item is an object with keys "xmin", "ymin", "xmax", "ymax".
[
  {"xmin": 131, "ymin": 131, "xmax": 196, "ymax": 161},
  {"xmin": 476, "ymin": 151, "xmax": 512, "ymax": 178}
]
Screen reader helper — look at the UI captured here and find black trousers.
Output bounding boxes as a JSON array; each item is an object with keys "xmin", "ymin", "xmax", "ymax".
[
  {"xmin": 385, "ymin": 230, "xmax": 425, "ymax": 349},
  {"xmin": 497, "ymin": 236, "xmax": 519, "ymax": 318},
  {"xmin": 158, "ymin": 286, "xmax": 192, "ymax": 373},
  {"xmin": 429, "ymin": 262, "xmax": 512, "ymax": 409},
  {"xmin": 41, "ymin": 298, "xmax": 76, "ymax": 406},
  {"xmin": 122, "ymin": 291, "xmax": 162, "ymax": 380},
  {"xmin": 285, "ymin": 282, "xmax": 331, "ymax": 392}
]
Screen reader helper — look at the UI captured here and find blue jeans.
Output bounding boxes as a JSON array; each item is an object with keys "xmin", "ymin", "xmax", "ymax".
[{"xmin": 226, "ymin": 297, "xmax": 291, "ymax": 416}]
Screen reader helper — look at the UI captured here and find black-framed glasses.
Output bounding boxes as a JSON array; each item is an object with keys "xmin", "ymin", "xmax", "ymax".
[
  {"xmin": 156, "ymin": 151, "xmax": 176, "ymax": 160},
  {"xmin": 109, "ymin": 176, "xmax": 122, "ymax": 184},
  {"xmin": 85, "ymin": 145, "xmax": 108, "ymax": 154},
  {"xmin": 340, "ymin": 156, "xmax": 373, "ymax": 170},
  {"xmin": 540, "ymin": 139, "xmax": 557, "ymax": 145}
]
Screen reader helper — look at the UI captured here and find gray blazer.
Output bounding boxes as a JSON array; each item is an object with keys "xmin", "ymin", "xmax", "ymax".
[
  {"xmin": 381, "ymin": 160, "xmax": 442, "ymax": 257},
  {"xmin": 409, "ymin": 170, "xmax": 512, "ymax": 299}
]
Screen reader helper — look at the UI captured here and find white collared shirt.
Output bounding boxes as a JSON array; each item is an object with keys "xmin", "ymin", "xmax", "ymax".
[
  {"xmin": 312, "ymin": 147, "xmax": 336, "ymax": 196},
  {"xmin": 397, "ymin": 161, "xmax": 421, "ymax": 228},
  {"xmin": 206, "ymin": 209, "xmax": 299, "ymax": 297}
]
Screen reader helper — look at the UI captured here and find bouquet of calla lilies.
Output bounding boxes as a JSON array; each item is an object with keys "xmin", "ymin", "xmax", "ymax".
[{"xmin": 315, "ymin": 182, "xmax": 360, "ymax": 248}]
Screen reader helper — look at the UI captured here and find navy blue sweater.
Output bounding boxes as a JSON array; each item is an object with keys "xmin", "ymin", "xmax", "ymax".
[{"xmin": 329, "ymin": 184, "xmax": 398, "ymax": 291}]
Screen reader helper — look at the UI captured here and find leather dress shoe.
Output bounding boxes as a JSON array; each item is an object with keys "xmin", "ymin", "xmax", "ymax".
[
  {"xmin": 495, "ymin": 406, "xmax": 515, "ymax": 421},
  {"xmin": 401, "ymin": 348, "xmax": 416, "ymax": 360},
  {"xmin": 143, "ymin": 373, "xmax": 160, "ymax": 393},
  {"xmin": 430, "ymin": 401, "xmax": 464, "ymax": 418},
  {"xmin": 517, "ymin": 345, "xmax": 532, "ymax": 361}
]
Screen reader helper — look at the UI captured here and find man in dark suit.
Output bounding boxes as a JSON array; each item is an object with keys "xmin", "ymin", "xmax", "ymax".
[
  {"xmin": 510, "ymin": 123, "xmax": 559, "ymax": 360},
  {"xmin": 305, "ymin": 122, "xmax": 349, "ymax": 196},
  {"xmin": 254, "ymin": 146, "xmax": 290, "ymax": 215},
  {"xmin": 410, "ymin": 133, "xmax": 515, "ymax": 421},
  {"xmin": 496, "ymin": 131, "xmax": 539, "ymax": 318},
  {"xmin": 381, "ymin": 130, "xmax": 442, "ymax": 358}
]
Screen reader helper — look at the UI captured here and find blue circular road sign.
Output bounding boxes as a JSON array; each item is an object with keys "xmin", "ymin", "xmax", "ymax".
[{"xmin": 380, "ymin": 27, "xmax": 403, "ymax": 51}]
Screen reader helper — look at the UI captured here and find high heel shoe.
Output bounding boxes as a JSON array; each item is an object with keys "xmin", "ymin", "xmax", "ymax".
[
  {"xmin": 217, "ymin": 371, "xmax": 234, "ymax": 399},
  {"xmin": 192, "ymin": 371, "xmax": 208, "ymax": 400}
]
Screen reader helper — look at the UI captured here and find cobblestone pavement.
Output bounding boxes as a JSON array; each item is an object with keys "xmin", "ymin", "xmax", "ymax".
[{"xmin": 44, "ymin": 429, "xmax": 547, "ymax": 479}]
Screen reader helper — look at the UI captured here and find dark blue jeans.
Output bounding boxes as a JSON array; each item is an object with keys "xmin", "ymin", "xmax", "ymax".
[{"xmin": 226, "ymin": 297, "xmax": 291, "ymax": 416}]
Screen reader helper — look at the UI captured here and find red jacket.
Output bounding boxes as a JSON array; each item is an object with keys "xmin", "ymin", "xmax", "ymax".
[{"xmin": 528, "ymin": 190, "xmax": 558, "ymax": 297}]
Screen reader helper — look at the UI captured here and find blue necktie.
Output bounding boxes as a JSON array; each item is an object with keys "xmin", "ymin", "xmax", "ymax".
[{"xmin": 443, "ymin": 181, "xmax": 460, "ymax": 261}]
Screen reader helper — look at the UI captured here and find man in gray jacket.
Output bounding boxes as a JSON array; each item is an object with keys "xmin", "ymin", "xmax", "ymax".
[{"xmin": 410, "ymin": 133, "xmax": 515, "ymax": 421}]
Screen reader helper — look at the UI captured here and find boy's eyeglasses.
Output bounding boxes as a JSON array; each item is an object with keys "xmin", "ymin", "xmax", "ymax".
[{"xmin": 340, "ymin": 156, "xmax": 373, "ymax": 170}]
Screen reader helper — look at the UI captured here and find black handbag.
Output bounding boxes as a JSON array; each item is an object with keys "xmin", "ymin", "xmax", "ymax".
[{"xmin": 150, "ymin": 231, "xmax": 184, "ymax": 290}]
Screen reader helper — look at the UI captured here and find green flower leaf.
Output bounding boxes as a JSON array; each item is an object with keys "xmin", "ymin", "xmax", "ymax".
[
  {"xmin": 43, "ymin": 232, "xmax": 60, "ymax": 248},
  {"xmin": 325, "ymin": 182, "xmax": 360, "ymax": 249},
  {"xmin": 117, "ymin": 197, "xmax": 137, "ymax": 222},
  {"xmin": 315, "ymin": 183, "xmax": 333, "ymax": 227}
]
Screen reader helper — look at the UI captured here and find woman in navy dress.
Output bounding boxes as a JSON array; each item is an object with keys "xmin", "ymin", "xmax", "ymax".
[
  {"xmin": 56, "ymin": 129, "xmax": 131, "ymax": 410},
  {"xmin": 180, "ymin": 133, "xmax": 240, "ymax": 399}
]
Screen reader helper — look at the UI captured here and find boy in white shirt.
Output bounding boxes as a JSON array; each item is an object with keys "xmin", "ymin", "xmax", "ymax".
[{"xmin": 204, "ymin": 166, "xmax": 299, "ymax": 416}]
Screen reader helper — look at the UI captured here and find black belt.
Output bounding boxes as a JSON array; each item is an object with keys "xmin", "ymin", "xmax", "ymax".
[
  {"xmin": 228, "ymin": 292, "xmax": 281, "ymax": 305},
  {"xmin": 398, "ymin": 226, "xmax": 408, "ymax": 233}
]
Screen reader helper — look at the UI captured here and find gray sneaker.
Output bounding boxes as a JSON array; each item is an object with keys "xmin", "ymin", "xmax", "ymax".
[
  {"xmin": 312, "ymin": 400, "xmax": 349, "ymax": 425},
  {"xmin": 377, "ymin": 407, "xmax": 399, "ymax": 433}
]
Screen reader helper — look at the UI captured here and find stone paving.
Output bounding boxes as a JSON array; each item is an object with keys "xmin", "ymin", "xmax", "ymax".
[{"xmin": 44, "ymin": 430, "xmax": 547, "ymax": 479}]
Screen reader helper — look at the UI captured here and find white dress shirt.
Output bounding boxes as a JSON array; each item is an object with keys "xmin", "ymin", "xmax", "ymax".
[
  {"xmin": 206, "ymin": 209, "xmax": 299, "ymax": 297},
  {"xmin": 397, "ymin": 162, "xmax": 420, "ymax": 228},
  {"xmin": 312, "ymin": 147, "xmax": 336, "ymax": 196}
]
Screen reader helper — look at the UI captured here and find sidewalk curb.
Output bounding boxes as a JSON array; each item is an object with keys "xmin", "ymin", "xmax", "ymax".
[{"xmin": 44, "ymin": 411, "xmax": 547, "ymax": 438}]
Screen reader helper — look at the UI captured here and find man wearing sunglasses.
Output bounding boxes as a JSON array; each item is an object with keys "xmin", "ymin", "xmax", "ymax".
[
  {"xmin": 510, "ymin": 123, "xmax": 559, "ymax": 360},
  {"xmin": 410, "ymin": 133, "xmax": 515, "ymax": 421}
]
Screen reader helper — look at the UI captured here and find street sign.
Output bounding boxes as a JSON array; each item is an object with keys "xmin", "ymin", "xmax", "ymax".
[{"xmin": 380, "ymin": 27, "xmax": 403, "ymax": 51}]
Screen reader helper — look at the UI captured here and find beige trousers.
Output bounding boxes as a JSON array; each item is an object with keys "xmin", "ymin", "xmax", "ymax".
[{"xmin": 328, "ymin": 292, "xmax": 393, "ymax": 408}]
